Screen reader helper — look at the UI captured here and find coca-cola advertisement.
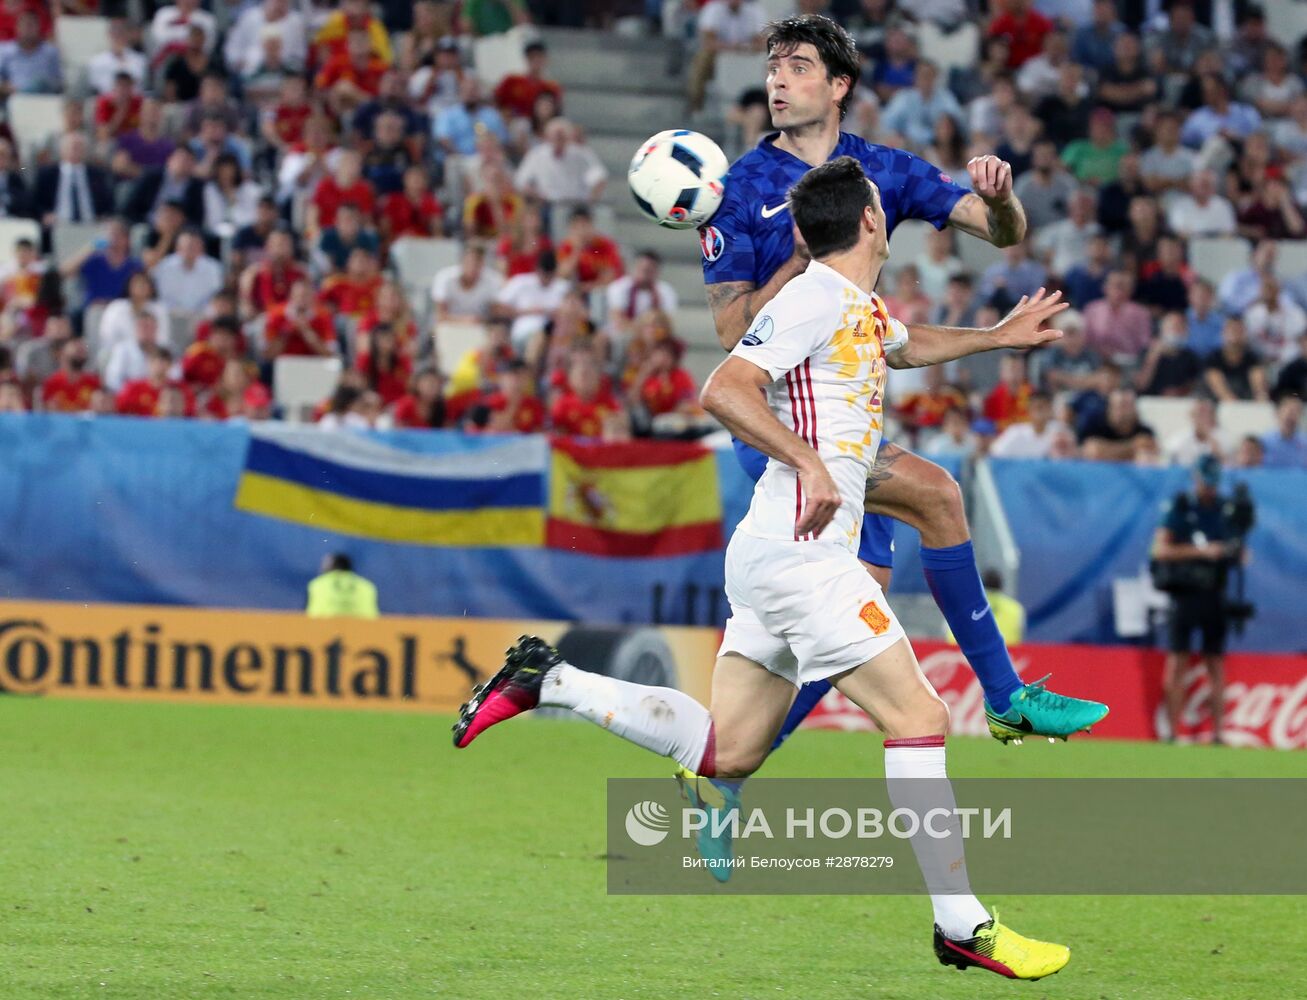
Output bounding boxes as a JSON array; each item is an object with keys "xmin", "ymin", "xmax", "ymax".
[{"xmin": 803, "ymin": 640, "xmax": 1307, "ymax": 750}]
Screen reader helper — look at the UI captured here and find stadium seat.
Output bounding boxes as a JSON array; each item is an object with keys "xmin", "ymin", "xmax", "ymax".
[
  {"xmin": 6, "ymin": 94, "xmax": 65, "ymax": 164},
  {"xmin": 0, "ymin": 217, "xmax": 41, "ymax": 268},
  {"xmin": 1188, "ymin": 236, "xmax": 1251, "ymax": 286},
  {"xmin": 917, "ymin": 22, "xmax": 980, "ymax": 77},
  {"xmin": 472, "ymin": 25, "xmax": 532, "ymax": 87},
  {"xmin": 167, "ymin": 311, "xmax": 198, "ymax": 355},
  {"xmin": 1218, "ymin": 399, "xmax": 1276, "ymax": 439},
  {"xmin": 389, "ymin": 237, "xmax": 461, "ymax": 300},
  {"xmin": 83, "ymin": 302, "xmax": 107, "ymax": 358},
  {"xmin": 1267, "ymin": 4, "xmax": 1307, "ymax": 51},
  {"xmin": 273, "ymin": 356, "xmax": 343, "ymax": 422},
  {"xmin": 1273, "ymin": 239, "xmax": 1307, "ymax": 281},
  {"xmin": 52, "ymin": 221, "xmax": 106, "ymax": 266},
  {"xmin": 433, "ymin": 320, "xmax": 485, "ymax": 370},
  {"xmin": 712, "ymin": 50, "xmax": 764, "ymax": 110},
  {"xmin": 1137, "ymin": 395, "xmax": 1194, "ymax": 443},
  {"xmin": 956, "ymin": 231, "xmax": 1003, "ymax": 275},
  {"xmin": 55, "ymin": 16, "xmax": 110, "ymax": 95},
  {"xmin": 759, "ymin": 0, "xmax": 792, "ymax": 18}
]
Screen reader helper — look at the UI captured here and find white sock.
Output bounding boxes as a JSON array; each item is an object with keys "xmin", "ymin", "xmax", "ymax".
[
  {"xmin": 541, "ymin": 662, "xmax": 714, "ymax": 773},
  {"xmin": 884, "ymin": 739, "xmax": 990, "ymax": 940}
]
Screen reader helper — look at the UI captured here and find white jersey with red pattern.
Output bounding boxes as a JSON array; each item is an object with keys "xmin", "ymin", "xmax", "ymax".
[{"xmin": 729, "ymin": 259, "xmax": 908, "ymax": 551}]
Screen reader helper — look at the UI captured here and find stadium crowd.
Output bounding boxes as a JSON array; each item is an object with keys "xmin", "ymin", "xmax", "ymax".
[{"xmin": 0, "ymin": 0, "xmax": 1304, "ymax": 468}]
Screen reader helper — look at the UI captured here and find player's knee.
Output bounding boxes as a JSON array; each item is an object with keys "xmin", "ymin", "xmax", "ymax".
[
  {"xmin": 713, "ymin": 744, "xmax": 766, "ymax": 780},
  {"xmin": 920, "ymin": 469, "xmax": 965, "ymax": 535},
  {"xmin": 884, "ymin": 695, "xmax": 951, "ymax": 741}
]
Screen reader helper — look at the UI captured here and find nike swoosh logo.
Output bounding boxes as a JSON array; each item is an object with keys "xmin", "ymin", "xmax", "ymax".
[
  {"xmin": 971, "ymin": 606, "xmax": 992, "ymax": 621},
  {"xmin": 761, "ymin": 203, "xmax": 788, "ymax": 219},
  {"xmin": 988, "ymin": 710, "xmax": 1036, "ymax": 734}
]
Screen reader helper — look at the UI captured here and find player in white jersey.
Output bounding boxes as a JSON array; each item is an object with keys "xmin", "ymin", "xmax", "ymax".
[{"xmin": 453, "ymin": 157, "xmax": 1072, "ymax": 980}]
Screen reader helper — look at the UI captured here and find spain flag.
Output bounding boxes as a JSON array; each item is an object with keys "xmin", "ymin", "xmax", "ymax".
[{"xmin": 546, "ymin": 439, "xmax": 723, "ymax": 557}]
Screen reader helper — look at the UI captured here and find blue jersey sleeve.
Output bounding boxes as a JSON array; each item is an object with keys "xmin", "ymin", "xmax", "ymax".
[
  {"xmin": 892, "ymin": 149, "xmax": 970, "ymax": 231},
  {"xmin": 700, "ymin": 172, "xmax": 758, "ymax": 285}
]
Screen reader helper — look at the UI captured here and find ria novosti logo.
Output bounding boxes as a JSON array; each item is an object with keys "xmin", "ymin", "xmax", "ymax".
[{"xmin": 624, "ymin": 801, "xmax": 670, "ymax": 846}]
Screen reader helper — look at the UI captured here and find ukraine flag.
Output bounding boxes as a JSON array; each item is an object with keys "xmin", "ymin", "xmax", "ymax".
[{"xmin": 234, "ymin": 427, "xmax": 545, "ymax": 547}]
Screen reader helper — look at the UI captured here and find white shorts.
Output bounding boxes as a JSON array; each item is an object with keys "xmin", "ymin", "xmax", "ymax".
[{"xmin": 718, "ymin": 530, "xmax": 906, "ymax": 687}]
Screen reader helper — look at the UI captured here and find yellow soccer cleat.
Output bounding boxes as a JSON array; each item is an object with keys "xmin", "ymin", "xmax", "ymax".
[{"xmin": 934, "ymin": 910, "xmax": 1070, "ymax": 981}]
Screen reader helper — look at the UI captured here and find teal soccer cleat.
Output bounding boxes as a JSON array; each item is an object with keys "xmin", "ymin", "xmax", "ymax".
[
  {"xmin": 985, "ymin": 674, "xmax": 1109, "ymax": 745},
  {"xmin": 675, "ymin": 767, "xmax": 742, "ymax": 883}
]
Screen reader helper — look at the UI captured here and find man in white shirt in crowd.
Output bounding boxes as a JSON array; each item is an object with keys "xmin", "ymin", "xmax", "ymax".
[
  {"xmin": 1139, "ymin": 111, "xmax": 1196, "ymax": 197},
  {"xmin": 149, "ymin": 0, "xmax": 218, "ymax": 60},
  {"xmin": 1245, "ymin": 275, "xmax": 1307, "ymax": 364},
  {"xmin": 989, "ymin": 390, "xmax": 1069, "ymax": 459},
  {"xmin": 688, "ymin": 0, "xmax": 766, "ymax": 111},
  {"xmin": 224, "ymin": 0, "xmax": 308, "ymax": 77},
  {"xmin": 1164, "ymin": 397, "xmax": 1230, "ymax": 466},
  {"xmin": 87, "ymin": 19, "xmax": 147, "ymax": 95},
  {"xmin": 152, "ymin": 229, "xmax": 223, "ymax": 317},
  {"xmin": 514, "ymin": 118, "xmax": 608, "ymax": 210},
  {"xmin": 431, "ymin": 244, "xmax": 503, "ymax": 323},
  {"xmin": 1217, "ymin": 238, "xmax": 1275, "ymax": 316},
  {"xmin": 1166, "ymin": 168, "xmax": 1236, "ymax": 238},
  {"xmin": 605, "ymin": 249, "xmax": 679, "ymax": 342},
  {"xmin": 493, "ymin": 249, "xmax": 569, "ymax": 350},
  {"xmin": 104, "ymin": 312, "xmax": 163, "ymax": 392},
  {"xmin": 1034, "ymin": 186, "xmax": 1100, "ymax": 277}
]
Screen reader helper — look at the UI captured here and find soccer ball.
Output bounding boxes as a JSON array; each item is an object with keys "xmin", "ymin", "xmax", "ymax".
[{"xmin": 628, "ymin": 130, "xmax": 730, "ymax": 230}]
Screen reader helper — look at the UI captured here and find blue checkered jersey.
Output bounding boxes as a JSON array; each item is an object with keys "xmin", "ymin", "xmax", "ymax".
[{"xmin": 700, "ymin": 132, "xmax": 970, "ymax": 287}]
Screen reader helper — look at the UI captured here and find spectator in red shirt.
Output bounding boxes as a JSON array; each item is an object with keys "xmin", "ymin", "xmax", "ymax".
[
  {"xmin": 239, "ymin": 230, "xmax": 305, "ymax": 318},
  {"xmin": 377, "ymin": 164, "xmax": 443, "ymax": 242},
  {"xmin": 355, "ymin": 325, "xmax": 411, "ymax": 405},
  {"xmin": 308, "ymin": 149, "xmax": 375, "ymax": 235},
  {"xmin": 316, "ymin": 29, "xmax": 388, "ymax": 117},
  {"xmin": 557, "ymin": 206, "xmax": 624, "ymax": 292},
  {"xmin": 896, "ymin": 365, "xmax": 969, "ymax": 437},
  {"xmin": 550, "ymin": 350, "xmax": 627, "ymax": 439},
  {"xmin": 984, "ymin": 354, "xmax": 1034, "ymax": 430},
  {"xmin": 496, "ymin": 201, "xmax": 552, "ymax": 277},
  {"xmin": 319, "ymin": 248, "xmax": 383, "ymax": 319},
  {"xmin": 264, "ymin": 280, "xmax": 337, "ymax": 358},
  {"xmin": 116, "ymin": 345, "xmax": 194, "ymax": 417},
  {"xmin": 203, "ymin": 358, "xmax": 272, "ymax": 420},
  {"xmin": 391, "ymin": 366, "xmax": 450, "ymax": 429},
  {"xmin": 259, "ymin": 74, "xmax": 312, "ymax": 154},
  {"xmin": 183, "ymin": 316, "xmax": 243, "ymax": 388},
  {"xmin": 987, "ymin": 0, "xmax": 1055, "ymax": 70},
  {"xmin": 41, "ymin": 339, "xmax": 102, "ymax": 413},
  {"xmin": 0, "ymin": 0, "xmax": 51, "ymax": 43},
  {"xmin": 357, "ymin": 279, "xmax": 419, "ymax": 357},
  {"xmin": 479, "ymin": 359, "xmax": 545, "ymax": 434},
  {"xmin": 94, "ymin": 72, "xmax": 143, "ymax": 144},
  {"xmin": 192, "ymin": 291, "xmax": 247, "ymax": 352},
  {"xmin": 635, "ymin": 341, "xmax": 697, "ymax": 418},
  {"xmin": 494, "ymin": 40, "xmax": 563, "ymax": 120},
  {"xmin": 462, "ymin": 162, "xmax": 524, "ymax": 241}
]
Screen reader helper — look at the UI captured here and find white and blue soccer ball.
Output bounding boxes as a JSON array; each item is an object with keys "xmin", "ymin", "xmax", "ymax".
[{"xmin": 628, "ymin": 130, "xmax": 730, "ymax": 230}]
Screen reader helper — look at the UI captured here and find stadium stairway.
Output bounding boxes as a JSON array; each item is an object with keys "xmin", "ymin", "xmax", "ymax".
[{"xmin": 543, "ymin": 27, "xmax": 730, "ymax": 384}]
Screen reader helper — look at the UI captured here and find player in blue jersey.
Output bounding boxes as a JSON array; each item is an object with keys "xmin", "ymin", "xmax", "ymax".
[{"xmin": 681, "ymin": 16, "xmax": 1107, "ymax": 848}]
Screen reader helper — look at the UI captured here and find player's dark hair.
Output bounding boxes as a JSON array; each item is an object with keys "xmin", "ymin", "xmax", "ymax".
[
  {"xmin": 327, "ymin": 553, "xmax": 354, "ymax": 572},
  {"xmin": 765, "ymin": 14, "xmax": 859, "ymax": 121},
  {"xmin": 788, "ymin": 156, "xmax": 873, "ymax": 259}
]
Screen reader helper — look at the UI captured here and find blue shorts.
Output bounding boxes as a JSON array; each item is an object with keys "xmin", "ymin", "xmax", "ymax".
[{"xmin": 731, "ymin": 438, "xmax": 896, "ymax": 570}]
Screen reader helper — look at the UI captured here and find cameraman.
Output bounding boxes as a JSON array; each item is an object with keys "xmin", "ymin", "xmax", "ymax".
[{"xmin": 1151, "ymin": 455, "xmax": 1243, "ymax": 744}]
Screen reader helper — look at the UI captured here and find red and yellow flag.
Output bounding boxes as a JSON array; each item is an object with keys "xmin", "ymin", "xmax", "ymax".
[{"xmin": 546, "ymin": 439, "xmax": 723, "ymax": 557}]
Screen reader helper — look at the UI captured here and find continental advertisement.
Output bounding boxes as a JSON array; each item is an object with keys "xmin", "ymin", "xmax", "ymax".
[{"xmin": 0, "ymin": 600, "xmax": 720, "ymax": 713}]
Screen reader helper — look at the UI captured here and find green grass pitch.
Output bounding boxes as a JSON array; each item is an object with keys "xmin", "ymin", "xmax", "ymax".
[{"xmin": 1, "ymin": 697, "xmax": 1304, "ymax": 999}]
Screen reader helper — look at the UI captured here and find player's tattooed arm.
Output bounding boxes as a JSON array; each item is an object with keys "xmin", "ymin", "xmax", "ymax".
[
  {"xmin": 948, "ymin": 155, "xmax": 1027, "ymax": 247},
  {"xmin": 706, "ymin": 250, "xmax": 809, "ymax": 351}
]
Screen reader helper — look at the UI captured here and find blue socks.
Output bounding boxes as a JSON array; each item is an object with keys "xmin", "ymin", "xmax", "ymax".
[{"xmin": 920, "ymin": 540, "xmax": 1023, "ymax": 713}]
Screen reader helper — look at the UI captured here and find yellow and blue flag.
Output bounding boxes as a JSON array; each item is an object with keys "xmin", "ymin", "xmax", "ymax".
[{"xmin": 234, "ymin": 427, "xmax": 545, "ymax": 547}]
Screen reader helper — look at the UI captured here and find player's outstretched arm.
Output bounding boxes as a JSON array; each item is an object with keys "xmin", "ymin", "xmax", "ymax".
[
  {"xmin": 701, "ymin": 356, "xmax": 840, "ymax": 536},
  {"xmin": 888, "ymin": 288, "xmax": 1067, "ymax": 370},
  {"xmin": 947, "ymin": 155, "xmax": 1027, "ymax": 248}
]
